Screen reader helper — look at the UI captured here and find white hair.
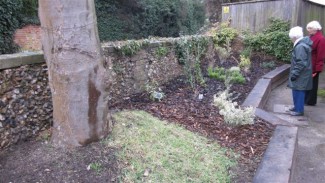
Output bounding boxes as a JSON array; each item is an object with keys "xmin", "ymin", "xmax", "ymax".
[
  {"xmin": 289, "ymin": 26, "xmax": 303, "ymax": 39},
  {"xmin": 306, "ymin": 21, "xmax": 322, "ymax": 30}
]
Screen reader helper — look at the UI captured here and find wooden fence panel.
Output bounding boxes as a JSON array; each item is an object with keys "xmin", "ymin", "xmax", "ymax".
[
  {"xmin": 221, "ymin": 0, "xmax": 325, "ymax": 33},
  {"xmin": 222, "ymin": 0, "xmax": 298, "ymax": 32},
  {"xmin": 298, "ymin": 0, "xmax": 325, "ymax": 33}
]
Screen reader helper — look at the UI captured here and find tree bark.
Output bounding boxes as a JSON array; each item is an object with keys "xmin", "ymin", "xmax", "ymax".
[{"xmin": 39, "ymin": 0, "xmax": 111, "ymax": 147}]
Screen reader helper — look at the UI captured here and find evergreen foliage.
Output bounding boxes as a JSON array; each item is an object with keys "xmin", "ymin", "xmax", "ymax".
[
  {"xmin": 1, "ymin": 0, "xmax": 206, "ymax": 54},
  {"xmin": 244, "ymin": 18, "xmax": 292, "ymax": 62},
  {"xmin": 0, "ymin": 0, "xmax": 23, "ymax": 54},
  {"xmin": 0, "ymin": 0, "xmax": 39, "ymax": 54},
  {"xmin": 95, "ymin": 0, "xmax": 206, "ymax": 41}
]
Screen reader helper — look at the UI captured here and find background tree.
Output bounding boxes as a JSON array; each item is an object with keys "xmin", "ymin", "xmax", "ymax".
[{"xmin": 38, "ymin": 0, "xmax": 111, "ymax": 147}]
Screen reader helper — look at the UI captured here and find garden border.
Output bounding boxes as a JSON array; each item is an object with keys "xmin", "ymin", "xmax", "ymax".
[
  {"xmin": 1, "ymin": 52, "xmax": 297, "ymax": 182},
  {"xmin": 241, "ymin": 64, "xmax": 298, "ymax": 183}
]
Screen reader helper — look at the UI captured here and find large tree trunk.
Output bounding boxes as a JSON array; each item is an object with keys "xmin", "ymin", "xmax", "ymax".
[{"xmin": 39, "ymin": 0, "xmax": 111, "ymax": 147}]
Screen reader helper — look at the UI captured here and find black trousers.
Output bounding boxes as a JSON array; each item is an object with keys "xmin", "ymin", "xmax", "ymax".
[{"xmin": 305, "ymin": 72, "xmax": 319, "ymax": 105}]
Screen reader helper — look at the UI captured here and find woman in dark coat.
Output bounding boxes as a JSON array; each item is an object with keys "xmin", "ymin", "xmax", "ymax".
[
  {"xmin": 288, "ymin": 26, "xmax": 313, "ymax": 116},
  {"xmin": 305, "ymin": 21, "xmax": 325, "ymax": 105}
]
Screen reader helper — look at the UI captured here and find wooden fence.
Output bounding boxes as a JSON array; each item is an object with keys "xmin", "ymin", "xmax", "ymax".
[
  {"xmin": 222, "ymin": 0, "xmax": 325, "ymax": 33},
  {"xmin": 297, "ymin": 0, "xmax": 325, "ymax": 32}
]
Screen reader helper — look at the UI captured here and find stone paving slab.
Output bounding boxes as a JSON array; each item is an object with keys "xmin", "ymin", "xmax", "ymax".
[
  {"xmin": 272, "ymin": 104, "xmax": 309, "ymax": 127},
  {"xmin": 291, "ymin": 101, "xmax": 325, "ymax": 183},
  {"xmin": 255, "ymin": 108, "xmax": 293, "ymax": 126}
]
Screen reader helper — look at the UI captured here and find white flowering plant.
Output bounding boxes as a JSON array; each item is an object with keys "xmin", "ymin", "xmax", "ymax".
[{"xmin": 213, "ymin": 88, "xmax": 255, "ymax": 126}]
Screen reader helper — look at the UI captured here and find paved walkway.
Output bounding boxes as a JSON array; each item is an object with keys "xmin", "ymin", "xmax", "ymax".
[{"xmin": 264, "ymin": 71, "xmax": 325, "ymax": 183}]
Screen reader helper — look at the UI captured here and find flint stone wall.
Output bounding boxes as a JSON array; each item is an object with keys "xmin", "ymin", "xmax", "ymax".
[{"xmin": 1, "ymin": 36, "xmax": 218, "ymax": 105}]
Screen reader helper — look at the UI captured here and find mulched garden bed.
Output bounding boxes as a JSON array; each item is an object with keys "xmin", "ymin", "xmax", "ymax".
[
  {"xmin": 0, "ymin": 41, "xmax": 284, "ymax": 182},
  {"xmin": 109, "ymin": 51, "xmax": 283, "ymax": 182}
]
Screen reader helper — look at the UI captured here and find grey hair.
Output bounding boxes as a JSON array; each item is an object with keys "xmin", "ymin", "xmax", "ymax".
[
  {"xmin": 306, "ymin": 21, "xmax": 322, "ymax": 30},
  {"xmin": 289, "ymin": 26, "xmax": 303, "ymax": 39}
]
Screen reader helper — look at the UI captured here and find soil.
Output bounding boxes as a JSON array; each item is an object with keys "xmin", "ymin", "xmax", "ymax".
[{"xmin": 0, "ymin": 39, "xmax": 284, "ymax": 182}]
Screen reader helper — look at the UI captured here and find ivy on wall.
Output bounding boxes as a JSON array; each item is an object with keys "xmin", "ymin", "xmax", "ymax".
[{"xmin": 0, "ymin": 0, "xmax": 23, "ymax": 54}]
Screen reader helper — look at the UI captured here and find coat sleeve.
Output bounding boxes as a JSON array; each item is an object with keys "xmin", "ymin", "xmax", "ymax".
[
  {"xmin": 315, "ymin": 37, "xmax": 325, "ymax": 72},
  {"xmin": 291, "ymin": 45, "xmax": 309, "ymax": 78}
]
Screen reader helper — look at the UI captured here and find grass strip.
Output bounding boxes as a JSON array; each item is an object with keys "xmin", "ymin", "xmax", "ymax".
[{"xmin": 105, "ymin": 110, "xmax": 237, "ymax": 183}]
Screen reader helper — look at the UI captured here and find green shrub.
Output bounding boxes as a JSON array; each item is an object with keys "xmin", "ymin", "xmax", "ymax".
[
  {"xmin": 213, "ymin": 22, "xmax": 238, "ymax": 47},
  {"xmin": 263, "ymin": 18, "xmax": 290, "ymax": 33},
  {"xmin": 215, "ymin": 46, "xmax": 231, "ymax": 61},
  {"xmin": 175, "ymin": 36, "xmax": 208, "ymax": 88},
  {"xmin": 115, "ymin": 40, "xmax": 144, "ymax": 56},
  {"xmin": 260, "ymin": 61, "xmax": 276, "ymax": 69},
  {"xmin": 239, "ymin": 55, "xmax": 251, "ymax": 72},
  {"xmin": 155, "ymin": 46, "xmax": 169, "ymax": 59},
  {"xmin": 208, "ymin": 67, "xmax": 245, "ymax": 84},
  {"xmin": 240, "ymin": 47, "xmax": 252, "ymax": 58},
  {"xmin": 244, "ymin": 18, "xmax": 292, "ymax": 62}
]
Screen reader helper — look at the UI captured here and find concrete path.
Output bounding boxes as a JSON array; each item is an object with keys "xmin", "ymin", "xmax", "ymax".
[{"xmin": 264, "ymin": 71, "xmax": 325, "ymax": 183}]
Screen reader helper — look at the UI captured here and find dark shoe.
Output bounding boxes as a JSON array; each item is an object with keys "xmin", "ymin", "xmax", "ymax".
[
  {"xmin": 290, "ymin": 111, "xmax": 304, "ymax": 116},
  {"xmin": 305, "ymin": 103, "xmax": 316, "ymax": 106},
  {"xmin": 288, "ymin": 107, "xmax": 295, "ymax": 111}
]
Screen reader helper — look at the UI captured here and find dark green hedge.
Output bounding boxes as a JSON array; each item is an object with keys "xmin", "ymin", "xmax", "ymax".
[
  {"xmin": 0, "ymin": 0, "xmax": 23, "ymax": 54},
  {"xmin": 0, "ymin": 0, "xmax": 39, "ymax": 54},
  {"xmin": 95, "ymin": 0, "xmax": 206, "ymax": 41},
  {"xmin": 1, "ymin": 0, "xmax": 205, "ymax": 54},
  {"xmin": 20, "ymin": 0, "xmax": 39, "ymax": 26}
]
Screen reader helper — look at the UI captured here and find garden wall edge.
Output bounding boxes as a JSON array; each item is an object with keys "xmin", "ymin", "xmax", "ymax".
[
  {"xmin": 243, "ymin": 64, "xmax": 298, "ymax": 183},
  {"xmin": 0, "ymin": 51, "xmax": 45, "ymax": 70}
]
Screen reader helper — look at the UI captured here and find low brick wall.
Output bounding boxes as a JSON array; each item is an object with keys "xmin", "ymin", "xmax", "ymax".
[{"xmin": 14, "ymin": 25, "xmax": 42, "ymax": 51}]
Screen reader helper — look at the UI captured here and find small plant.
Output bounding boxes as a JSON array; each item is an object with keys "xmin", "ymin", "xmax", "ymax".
[
  {"xmin": 112, "ymin": 63, "xmax": 124, "ymax": 74},
  {"xmin": 89, "ymin": 162, "xmax": 102, "ymax": 173},
  {"xmin": 155, "ymin": 46, "xmax": 169, "ymax": 59},
  {"xmin": 208, "ymin": 67, "xmax": 245, "ymax": 84},
  {"xmin": 41, "ymin": 133, "xmax": 50, "ymax": 141},
  {"xmin": 213, "ymin": 88, "xmax": 255, "ymax": 126},
  {"xmin": 208, "ymin": 67, "xmax": 226, "ymax": 81},
  {"xmin": 229, "ymin": 70, "xmax": 246, "ymax": 84},
  {"xmin": 239, "ymin": 55, "xmax": 251, "ymax": 72},
  {"xmin": 150, "ymin": 91, "xmax": 164, "ymax": 101},
  {"xmin": 213, "ymin": 22, "xmax": 238, "ymax": 47},
  {"xmin": 240, "ymin": 47, "xmax": 252, "ymax": 58},
  {"xmin": 260, "ymin": 61, "xmax": 276, "ymax": 69},
  {"xmin": 175, "ymin": 36, "xmax": 208, "ymax": 88},
  {"xmin": 215, "ymin": 46, "xmax": 231, "ymax": 61},
  {"xmin": 116, "ymin": 40, "xmax": 143, "ymax": 56},
  {"xmin": 145, "ymin": 80, "xmax": 164, "ymax": 101}
]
